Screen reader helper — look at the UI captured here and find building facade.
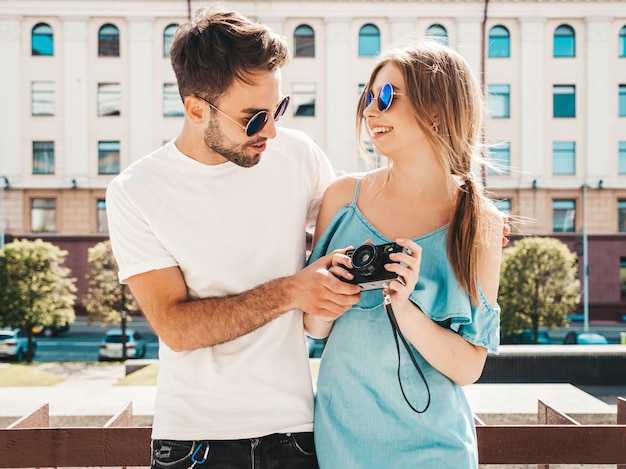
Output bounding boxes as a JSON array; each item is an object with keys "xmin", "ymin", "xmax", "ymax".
[{"xmin": 1, "ymin": 0, "xmax": 626, "ymax": 319}]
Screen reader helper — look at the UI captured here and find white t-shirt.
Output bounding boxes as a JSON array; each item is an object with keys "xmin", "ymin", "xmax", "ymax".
[{"xmin": 106, "ymin": 127, "xmax": 335, "ymax": 440}]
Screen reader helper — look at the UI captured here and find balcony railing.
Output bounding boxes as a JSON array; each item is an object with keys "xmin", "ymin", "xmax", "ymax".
[{"xmin": 1, "ymin": 398, "xmax": 625, "ymax": 467}]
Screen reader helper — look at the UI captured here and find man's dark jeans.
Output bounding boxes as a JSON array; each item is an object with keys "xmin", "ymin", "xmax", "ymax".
[{"xmin": 151, "ymin": 432, "xmax": 318, "ymax": 469}]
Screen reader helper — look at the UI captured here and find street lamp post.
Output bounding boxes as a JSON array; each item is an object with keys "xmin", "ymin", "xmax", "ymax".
[
  {"xmin": 582, "ymin": 183, "xmax": 589, "ymax": 333},
  {"xmin": 0, "ymin": 176, "xmax": 8, "ymax": 251},
  {"xmin": 121, "ymin": 310, "xmax": 128, "ymax": 360}
]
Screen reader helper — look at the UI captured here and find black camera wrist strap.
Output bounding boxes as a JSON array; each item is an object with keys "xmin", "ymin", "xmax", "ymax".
[{"xmin": 383, "ymin": 293, "xmax": 431, "ymax": 413}]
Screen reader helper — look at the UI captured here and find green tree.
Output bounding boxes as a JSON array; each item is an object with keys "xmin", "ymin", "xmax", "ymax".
[
  {"xmin": 0, "ymin": 239, "xmax": 76, "ymax": 362},
  {"xmin": 83, "ymin": 240, "xmax": 138, "ymax": 326},
  {"xmin": 499, "ymin": 237, "xmax": 580, "ymax": 343}
]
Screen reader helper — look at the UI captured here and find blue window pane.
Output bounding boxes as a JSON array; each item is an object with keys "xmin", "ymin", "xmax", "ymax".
[
  {"xmin": 487, "ymin": 84, "xmax": 510, "ymax": 118},
  {"xmin": 98, "ymin": 24, "xmax": 120, "ymax": 57},
  {"xmin": 620, "ymin": 85, "xmax": 626, "ymax": 117},
  {"xmin": 359, "ymin": 24, "xmax": 380, "ymax": 56},
  {"xmin": 163, "ymin": 24, "xmax": 178, "ymax": 57},
  {"xmin": 32, "ymin": 23, "xmax": 53, "ymax": 56},
  {"xmin": 619, "ymin": 199, "xmax": 626, "ymax": 232},
  {"xmin": 620, "ymin": 26, "xmax": 626, "ymax": 57},
  {"xmin": 554, "ymin": 25, "xmax": 575, "ymax": 57},
  {"xmin": 98, "ymin": 141, "xmax": 120, "ymax": 175},
  {"xmin": 552, "ymin": 141, "xmax": 575, "ymax": 175},
  {"xmin": 487, "ymin": 141, "xmax": 511, "ymax": 175},
  {"xmin": 619, "ymin": 142, "xmax": 626, "ymax": 174},
  {"xmin": 163, "ymin": 83, "xmax": 184, "ymax": 117},
  {"xmin": 33, "ymin": 141, "xmax": 55, "ymax": 174},
  {"xmin": 553, "ymin": 85, "xmax": 575, "ymax": 117},
  {"xmin": 489, "ymin": 25, "xmax": 510, "ymax": 58},
  {"xmin": 427, "ymin": 24, "xmax": 448, "ymax": 46},
  {"xmin": 294, "ymin": 24, "xmax": 315, "ymax": 57},
  {"xmin": 553, "ymin": 199, "xmax": 576, "ymax": 232},
  {"xmin": 494, "ymin": 199, "xmax": 511, "ymax": 214}
]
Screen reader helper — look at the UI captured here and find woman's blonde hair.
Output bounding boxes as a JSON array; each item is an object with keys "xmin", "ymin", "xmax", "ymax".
[{"xmin": 356, "ymin": 40, "xmax": 489, "ymax": 305}]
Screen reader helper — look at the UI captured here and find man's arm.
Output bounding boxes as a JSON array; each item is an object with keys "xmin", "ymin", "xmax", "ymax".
[{"xmin": 127, "ymin": 254, "xmax": 361, "ymax": 352}]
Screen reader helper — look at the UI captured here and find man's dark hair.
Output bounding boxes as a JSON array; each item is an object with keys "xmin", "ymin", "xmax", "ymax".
[{"xmin": 170, "ymin": 7, "xmax": 289, "ymax": 104}]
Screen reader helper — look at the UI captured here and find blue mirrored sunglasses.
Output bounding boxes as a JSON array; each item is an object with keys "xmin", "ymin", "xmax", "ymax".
[
  {"xmin": 199, "ymin": 95, "xmax": 290, "ymax": 137},
  {"xmin": 366, "ymin": 83, "xmax": 406, "ymax": 113}
]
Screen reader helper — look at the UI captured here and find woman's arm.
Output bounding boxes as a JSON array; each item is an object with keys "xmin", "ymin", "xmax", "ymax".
[
  {"xmin": 304, "ymin": 176, "xmax": 359, "ymax": 339},
  {"xmin": 386, "ymin": 208, "xmax": 504, "ymax": 386}
]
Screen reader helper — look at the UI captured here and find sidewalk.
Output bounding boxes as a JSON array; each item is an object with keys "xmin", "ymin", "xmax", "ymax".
[
  {"xmin": 0, "ymin": 362, "xmax": 622, "ymax": 427},
  {"xmin": 0, "ymin": 363, "xmax": 156, "ymax": 427}
]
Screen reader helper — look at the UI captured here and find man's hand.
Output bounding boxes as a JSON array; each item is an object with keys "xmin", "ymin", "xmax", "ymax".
[{"xmin": 293, "ymin": 252, "xmax": 361, "ymax": 321}]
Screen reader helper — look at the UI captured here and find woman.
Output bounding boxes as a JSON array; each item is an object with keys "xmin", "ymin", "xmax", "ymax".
[{"xmin": 305, "ymin": 40, "xmax": 504, "ymax": 468}]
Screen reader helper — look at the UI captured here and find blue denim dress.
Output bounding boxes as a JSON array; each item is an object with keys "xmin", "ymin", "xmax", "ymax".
[{"xmin": 308, "ymin": 179, "xmax": 500, "ymax": 469}]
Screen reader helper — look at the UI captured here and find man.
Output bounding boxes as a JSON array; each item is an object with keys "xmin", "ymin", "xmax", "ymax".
[{"xmin": 106, "ymin": 7, "xmax": 360, "ymax": 468}]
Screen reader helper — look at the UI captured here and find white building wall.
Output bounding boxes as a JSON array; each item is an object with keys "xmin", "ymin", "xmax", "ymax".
[
  {"xmin": 0, "ymin": 18, "xmax": 22, "ymax": 180},
  {"xmin": 0, "ymin": 0, "xmax": 625, "ymax": 235}
]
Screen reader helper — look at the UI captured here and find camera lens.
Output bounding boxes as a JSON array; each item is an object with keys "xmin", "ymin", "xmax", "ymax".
[{"xmin": 351, "ymin": 244, "xmax": 381, "ymax": 276}]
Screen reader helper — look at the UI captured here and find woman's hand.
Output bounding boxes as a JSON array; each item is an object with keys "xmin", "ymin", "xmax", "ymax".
[
  {"xmin": 326, "ymin": 246, "xmax": 356, "ymax": 283},
  {"xmin": 383, "ymin": 238, "xmax": 422, "ymax": 304}
]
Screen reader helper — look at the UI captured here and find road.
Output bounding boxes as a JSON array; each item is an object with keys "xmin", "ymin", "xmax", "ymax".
[
  {"xmin": 30, "ymin": 317, "xmax": 159, "ymax": 363},
  {"xmin": 7, "ymin": 317, "xmax": 626, "ymax": 363}
]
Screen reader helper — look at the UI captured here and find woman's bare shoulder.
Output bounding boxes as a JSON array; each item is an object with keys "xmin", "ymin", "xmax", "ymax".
[{"xmin": 322, "ymin": 173, "xmax": 362, "ymax": 207}]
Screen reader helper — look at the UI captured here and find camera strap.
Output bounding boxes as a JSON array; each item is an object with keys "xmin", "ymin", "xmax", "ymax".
[{"xmin": 383, "ymin": 293, "xmax": 431, "ymax": 413}]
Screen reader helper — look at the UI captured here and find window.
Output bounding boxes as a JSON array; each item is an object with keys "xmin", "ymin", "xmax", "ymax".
[
  {"xmin": 554, "ymin": 25, "xmax": 575, "ymax": 57},
  {"xmin": 619, "ymin": 201, "xmax": 626, "ymax": 232},
  {"xmin": 31, "ymin": 198, "xmax": 56, "ymax": 233},
  {"xmin": 98, "ymin": 24, "xmax": 119, "ymax": 57},
  {"xmin": 553, "ymin": 85, "xmax": 576, "ymax": 117},
  {"xmin": 426, "ymin": 24, "xmax": 448, "ymax": 46},
  {"xmin": 621, "ymin": 257, "xmax": 626, "ymax": 295},
  {"xmin": 97, "ymin": 199, "xmax": 108, "ymax": 233},
  {"xmin": 294, "ymin": 25, "xmax": 315, "ymax": 57},
  {"xmin": 488, "ymin": 25, "xmax": 510, "ymax": 58},
  {"xmin": 620, "ymin": 85, "xmax": 626, "ymax": 117},
  {"xmin": 32, "ymin": 81, "xmax": 54, "ymax": 116},
  {"xmin": 98, "ymin": 83, "xmax": 121, "ymax": 116},
  {"xmin": 487, "ymin": 84, "xmax": 510, "ymax": 118},
  {"xmin": 552, "ymin": 141, "xmax": 576, "ymax": 175},
  {"xmin": 32, "ymin": 23, "xmax": 53, "ymax": 56},
  {"xmin": 487, "ymin": 141, "xmax": 511, "ymax": 175},
  {"xmin": 32, "ymin": 141, "xmax": 54, "ymax": 174},
  {"xmin": 163, "ymin": 83, "xmax": 184, "ymax": 117},
  {"xmin": 292, "ymin": 83, "xmax": 316, "ymax": 117},
  {"xmin": 620, "ymin": 26, "xmax": 626, "ymax": 58},
  {"xmin": 494, "ymin": 198, "xmax": 511, "ymax": 214},
  {"xmin": 619, "ymin": 142, "xmax": 626, "ymax": 174},
  {"xmin": 98, "ymin": 141, "xmax": 120, "ymax": 175},
  {"xmin": 359, "ymin": 24, "xmax": 380, "ymax": 56},
  {"xmin": 163, "ymin": 24, "xmax": 177, "ymax": 57},
  {"xmin": 553, "ymin": 199, "xmax": 575, "ymax": 232}
]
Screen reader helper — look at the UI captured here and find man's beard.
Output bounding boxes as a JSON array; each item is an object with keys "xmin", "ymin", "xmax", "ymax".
[{"xmin": 203, "ymin": 119, "xmax": 263, "ymax": 168}]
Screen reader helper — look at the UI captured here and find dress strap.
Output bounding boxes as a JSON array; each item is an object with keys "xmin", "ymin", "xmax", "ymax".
[{"xmin": 351, "ymin": 178, "xmax": 362, "ymax": 205}]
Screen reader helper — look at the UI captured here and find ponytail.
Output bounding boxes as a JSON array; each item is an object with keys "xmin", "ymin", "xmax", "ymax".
[{"xmin": 448, "ymin": 176, "xmax": 482, "ymax": 306}]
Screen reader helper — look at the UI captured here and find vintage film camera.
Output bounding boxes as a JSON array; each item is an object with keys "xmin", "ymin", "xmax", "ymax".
[{"xmin": 343, "ymin": 242, "xmax": 410, "ymax": 291}]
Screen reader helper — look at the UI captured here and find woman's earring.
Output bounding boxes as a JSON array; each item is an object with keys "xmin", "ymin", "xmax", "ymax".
[{"xmin": 431, "ymin": 122, "xmax": 439, "ymax": 133}]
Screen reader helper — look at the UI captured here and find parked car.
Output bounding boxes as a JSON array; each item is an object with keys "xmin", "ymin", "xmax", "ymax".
[
  {"xmin": 563, "ymin": 331, "xmax": 609, "ymax": 345},
  {"xmin": 567, "ymin": 314, "xmax": 584, "ymax": 323},
  {"xmin": 501, "ymin": 328, "xmax": 552, "ymax": 345},
  {"xmin": 98, "ymin": 328, "xmax": 146, "ymax": 361},
  {"xmin": 0, "ymin": 328, "xmax": 36, "ymax": 362}
]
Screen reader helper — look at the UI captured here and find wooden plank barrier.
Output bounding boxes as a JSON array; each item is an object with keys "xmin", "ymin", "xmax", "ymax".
[
  {"xmin": 1, "ymin": 400, "xmax": 626, "ymax": 467},
  {"xmin": 536, "ymin": 400, "xmax": 580, "ymax": 469},
  {"xmin": 618, "ymin": 397, "xmax": 626, "ymax": 469}
]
